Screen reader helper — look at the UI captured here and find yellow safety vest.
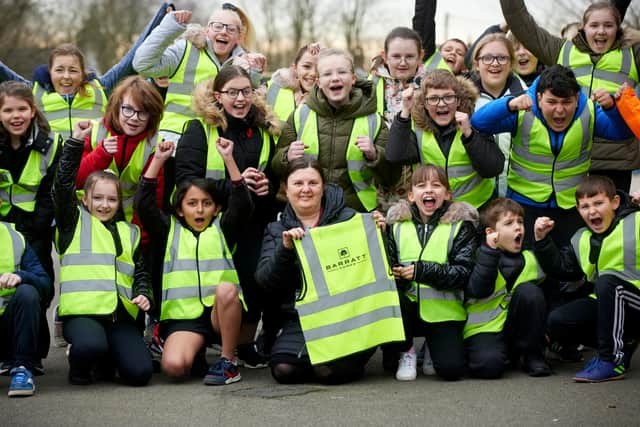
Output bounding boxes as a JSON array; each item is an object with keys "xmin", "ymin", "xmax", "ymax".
[
  {"xmin": 89, "ymin": 122, "xmax": 158, "ymax": 221},
  {"xmin": 33, "ymin": 80, "xmax": 107, "ymax": 140},
  {"xmin": 393, "ymin": 219, "xmax": 466, "ymax": 322},
  {"xmin": 160, "ymin": 216, "xmax": 242, "ymax": 321},
  {"xmin": 199, "ymin": 119, "xmax": 271, "ymax": 180},
  {"xmin": 0, "ymin": 222, "xmax": 25, "ymax": 315},
  {"xmin": 294, "ymin": 213, "xmax": 405, "ymax": 365},
  {"xmin": 558, "ymin": 41, "xmax": 638, "ymax": 96},
  {"xmin": 58, "ymin": 208, "xmax": 139, "ymax": 319},
  {"xmin": 464, "ymin": 250, "xmax": 544, "ymax": 339},
  {"xmin": 571, "ymin": 212, "xmax": 640, "ymax": 289},
  {"xmin": 294, "ymin": 104, "xmax": 381, "ymax": 212},
  {"xmin": 509, "ymin": 103, "xmax": 595, "ymax": 209},
  {"xmin": 161, "ymin": 42, "xmax": 220, "ymax": 136},
  {"xmin": 416, "ymin": 127, "xmax": 494, "ymax": 208},
  {"xmin": 0, "ymin": 132, "xmax": 60, "ymax": 216},
  {"xmin": 265, "ymin": 80, "xmax": 296, "ymax": 123}
]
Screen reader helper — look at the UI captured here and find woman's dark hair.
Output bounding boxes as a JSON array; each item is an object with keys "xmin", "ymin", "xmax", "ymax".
[
  {"xmin": 384, "ymin": 27, "xmax": 423, "ymax": 54},
  {"xmin": 213, "ymin": 65, "xmax": 252, "ymax": 92},
  {"xmin": 0, "ymin": 81, "xmax": 50, "ymax": 142},
  {"xmin": 283, "ymin": 156, "xmax": 325, "ymax": 184},
  {"xmin": 172, "ymin": 178, "xmax": 226, "ymax": 214}
]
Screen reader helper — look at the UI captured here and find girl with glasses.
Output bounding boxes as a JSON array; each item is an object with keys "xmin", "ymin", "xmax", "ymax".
[{"xmin": 175, "ymin": 65, "xmax": 281, "ymax": 367}]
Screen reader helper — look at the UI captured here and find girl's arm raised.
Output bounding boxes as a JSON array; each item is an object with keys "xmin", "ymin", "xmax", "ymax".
[{"xmin": 135, "ymin": 140, "xmax": 173, "ymax": 236}]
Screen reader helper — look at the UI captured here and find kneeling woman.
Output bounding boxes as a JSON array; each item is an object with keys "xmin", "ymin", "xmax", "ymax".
[
  {"xmin": 256, "ymin": 157, "xmax": 384, "ymax": 385},
  {"xmin": 135, "ymin": 139, "xmax": 251, "ymax": 385},
  {"xmin": 54, "ymin": 121, "xmax": 153, "ymax": 386}
]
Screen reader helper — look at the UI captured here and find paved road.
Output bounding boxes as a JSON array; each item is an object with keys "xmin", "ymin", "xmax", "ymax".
[{"xmin": 2, "ymin": 339, "xmax": 638, "ymax": 426}]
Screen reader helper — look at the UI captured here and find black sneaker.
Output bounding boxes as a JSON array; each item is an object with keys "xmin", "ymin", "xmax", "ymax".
[
  {"xmin": 523, "ymin": 356, "xmax": 552, "ymax": 377},
  {"xmin": 547, "ymin": 342, "xmax": 583, "ymax": 362},
  {"xmin": 236, "ymin": 343, "xmax": 269, "ymax": 369},
  {"xmin": 622, "ymin": 339, "xmax": 638, "ymax": 369}
]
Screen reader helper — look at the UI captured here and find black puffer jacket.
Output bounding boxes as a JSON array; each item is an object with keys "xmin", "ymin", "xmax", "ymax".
[
  {"xmin": 255, "ymin": 184, "xmax": 356, "ymax": 315},
  {"xmin": 386, "ymin": 200, "xmax": 478, "ymax": 291},
  {"xmin": 54, "ymin": 138, "xmax": 154, "ymax": 315},
  {"xmin": 534, "ymin": 191, "xmax": 640, "ymax": 282},
  {"xmin": 466, "ymin": 245, "xmax": 528, "ymax": 299}
]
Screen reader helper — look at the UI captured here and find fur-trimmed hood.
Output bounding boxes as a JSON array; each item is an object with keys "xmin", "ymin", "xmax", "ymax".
[
  {"xmin": 386, "ymin": 199, "xmax": 479, "ymax": 227},
  {"xmin": 411, "ymin": 75, "xmax": 478, "ymax": 133}
]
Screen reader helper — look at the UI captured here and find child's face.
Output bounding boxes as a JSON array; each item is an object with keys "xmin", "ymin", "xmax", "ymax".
[
  {"xmin": 474, "ymin": 41, "xmax": 511, "ymax": 91},
  {"xmin": 489, "ymin": 211, "xmax": 524, "ymax": 254},
  {"xmin": 177, "ymin": 185, "xmax": 219, "ymax": 232},
  {"xmin": 513, "ymin": 42, "xmax": 538, "ymax": 77},
  {"xmin": 83, "ymin": 179, "xmax": 119, "ymax": 222},
  {"xmin": 50, "ymin": 54, "xmax": 84, "ymax": 96},
  {"xmin": 383, "ymin": 37, "xmax": 422, "ymax": 82},
  {"xmin": 293, "ymin": 50, "xmax": 318, "ymax": 93},
  {"xmin": 408, "ymin": 177, "xmax": 451, "ymax": 222},
  {"xmin": 317, "ymin": 55, "xmax": 356, "ymax": 108},
  {"xmin": 577, "ymin": 192, "xmax": 620, "ymax": 234},
  {"xmin": 118, "ymin": 91, "xmax": 150, "ymax": 137},
  {"xmin": 0, "ymin": 96, "xmax": 36, "ymax": 139},
  {"xmin": 440, "ymin": 40, "xmax": 467, "ymax": 75},
  {"xmin": 536, "ymin": 90, "xmax": 579, "ymax": 132},
  {"xmin": 583, "ymin": 9, "xmax": 617, "ymax": 54},
  {"xmin": 424, "ymin": 87, "xmax": 459, "ymax": 127},
  {"xmin": 206, "ymin": 10, "xmax": 242, "ymax": 61},
  {"xmin": 214, "ymin": 76, "xmax": 253, "ymax": 119}
]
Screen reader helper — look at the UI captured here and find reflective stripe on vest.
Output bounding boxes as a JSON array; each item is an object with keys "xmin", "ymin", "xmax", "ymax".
[
  {"xmin": 89, "ymin": 122, "xmax": 158, "ymax": 221},
  {"xmin": 34, "ymin": 80, "xmax": 107, "ymax": 139},
  {"xmin": 200, "ymin": 120, "xmax": 271, "ymax": 180},
  {"xmin": 463, "ymin": 250, "xmax": 544, "ymax": 338},
  {"xmin": 0, "ymin": 222, "xmax": 26, "ymax": 315},
  {"xmin": 572, "ymin": 212, "xmax": 640, "ymax": 289},
  {"xmin": 0, "ymin": 132, "xmax": 59, "ymax": 215},
  {"xmin": 424, "ymin": 51, "xmax": 451, "ymax": 72},
  {"xmin": 508, "ymin": 103, "xmax": 594, "ymax": 209},
  {"xmin": 266, "ymin": 80, "xmax": 296, "ymax": 122},
  {"xmin": 160, "ymin": 216, "xmax": 241, "ymax": 321},
  {"xmin": 58, "ymin": 208, "xmax": 139, "ymax": 318},
  {"xmin": 294, "ymin": 104, "xmax": 381, "ymax": 211},
  {"xmin": 558, "ymin": 41, "xmax": 638, "ymax": 96},
  {"xmin": 394, "ymin": 220, "xmax": 466, "ymax": 322},
  {"xmin": 416, "ymin": 127, "xmax": 494, "ymax": 207},
  {"xmin": 160, "ymin": 42, "xmax": 220, "ymax": 135},
  {"xmin": 294, "ymin": 213, "xmax": 404, "ymax": 365}
]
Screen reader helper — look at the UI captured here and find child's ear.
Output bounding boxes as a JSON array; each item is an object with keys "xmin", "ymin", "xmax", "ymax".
[
  {"xmin": 612, "ymin": 194, "xmax": 621, "ymax": 210},
  {"xmin": 176, "ymin": 207, "xmax": 184, "ymax": 218},
  {"xmin": 408, "ymin": 190, "xmax": 415, "ymax": 204},
  {"xmin": 445, "ymin": 190, "xmax": 452, "ymax": 201},
  {"xmin": 485, "ymin": 226, "xmax": 495, "ymax": 236}
]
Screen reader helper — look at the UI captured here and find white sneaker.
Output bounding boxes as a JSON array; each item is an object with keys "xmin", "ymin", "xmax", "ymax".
[
  {"xmin": 422, "ymin": 345, "xmax": 436, "ymax": 376},
  {"xmin": 52, "ymin": 304, "xmax": 67, "ymax": 348},
  {"xmin": 395, "ymin": 350, "xmax": 417, "ymax": 381}
]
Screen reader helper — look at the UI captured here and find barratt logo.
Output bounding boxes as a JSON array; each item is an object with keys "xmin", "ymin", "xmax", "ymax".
[{"xmin": 324, "ymin": 248, "xmax": 367, "ymax": 272}]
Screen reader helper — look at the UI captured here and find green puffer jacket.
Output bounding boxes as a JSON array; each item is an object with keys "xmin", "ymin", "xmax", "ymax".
[
  {"xmin": 272, "ymin": 78, "xmax": 396, "ymax": 212},
  {"xmin": 500, "ymin": 0, "xmax": 640, "ymax": 171}
]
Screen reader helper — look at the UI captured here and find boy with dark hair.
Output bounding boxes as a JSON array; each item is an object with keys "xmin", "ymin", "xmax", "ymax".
[
  {"xmin": 465, "ymin": 198, "xmax": 550, "ymax": 378},
  {"xmin": 534, "ymin": 175, "xmax": 640, "ymax": 382}
]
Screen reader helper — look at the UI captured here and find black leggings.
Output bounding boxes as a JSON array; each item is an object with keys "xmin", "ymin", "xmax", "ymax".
[
  {"xmin": 63, "ymin": 316, "xmax": 152, "ymax": 386},
  {"xmin": 271, "ymin": 349, "xmax": 375, "ymax": 385}
]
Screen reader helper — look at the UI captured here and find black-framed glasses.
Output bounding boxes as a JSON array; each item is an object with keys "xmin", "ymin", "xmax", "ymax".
[
  {"xmin": 477, "ymin": 55, "xmax": 510, "ymax": 65},
  {"xmin": 425, "ymin": 94, "xmax": 458, "ymax": 106},
  {"xmin": 120, "ymin": 104, "xmax": 150, "ymax": 121},
  {"xmin": 208, "ymin": 21, "xmax": 240, "ymax": 35},
  {"xmin": 219, "ymin": 87, "xmax": 252, "ymax": 99}
]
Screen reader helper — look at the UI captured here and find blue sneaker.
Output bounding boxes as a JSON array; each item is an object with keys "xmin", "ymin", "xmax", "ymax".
[
  {"xmin": 8, "ymin": 366, "xmax": 35, "ymax": 397},
  {"xmin": 573, "ymin": 357, "xmax": 626, "ymax": 383},
  {"xmin": 203, "ymin": 357, "xmax": 241, "ymax": 385}
]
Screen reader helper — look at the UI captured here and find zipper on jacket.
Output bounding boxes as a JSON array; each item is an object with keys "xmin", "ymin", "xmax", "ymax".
[{"xmin": 67, "ymin": 100, "xmax": 73, "ymax": 139}]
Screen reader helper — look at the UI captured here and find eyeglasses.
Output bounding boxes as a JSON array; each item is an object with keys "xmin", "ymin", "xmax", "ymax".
[
  {"xmin": 425, "ymin": 94, "xmax": 458, "ymax": 106},
  {"xmin": 219, "ymin": 87, "xmax": 252, "ymax": 99},
  {"xmin": 120, "ymin": 104, "xmax": 150, "ymax": 121},
  {"xmin": 208, "ymin": 21, "xmax": 240, "ymax": 35},
  {"xmin": 477, "ymin": 55, "xmax": 510, "ymax": 65}
]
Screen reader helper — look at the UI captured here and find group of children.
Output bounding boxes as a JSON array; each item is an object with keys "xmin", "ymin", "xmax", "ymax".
[{"xmin": 1, "ymin": 0, "xmax": 640, "ymax": 398}]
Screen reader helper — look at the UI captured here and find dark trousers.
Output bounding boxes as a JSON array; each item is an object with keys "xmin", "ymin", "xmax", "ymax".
[
  {"xmin": 0, "ymin": 284, "xmax": 43, "ymax": 370},
  {"xmin": 547, "ymin": 296, "xmax": 598, "ymax": 350},
  {"xmin": 594, "ymin": 275, "xmax": 640, "ymax": 363},
  {"xmin": 63, "ymin": 316, "xmax": 153, "ymax": 386},
  {"xmin": 394, "ymin": 293, "xmax": 465, "ymax": 380},
  {"xmin": 465, "ymin": 282, "xmax": 547, "ymax": 379}
]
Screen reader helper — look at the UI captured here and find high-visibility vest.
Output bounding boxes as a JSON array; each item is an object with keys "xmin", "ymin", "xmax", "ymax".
[
  {"xmin": 265, "ymin": 80, "xmax": 296, "ymax": 123},
  {"xmin": 58, "ymin": 208, "xmax": 139, "ymax": 319},
  {"xmin": 0, "ymin": 222, "xmax": 26, "ymax": 315},
  {"xmin": 33, "ymin": 80, "xmax": 107, "ymax": 140},
  {"xmin": 416, "ymin": 127, "xmax": 494, "ymax": 208},
  {"xmin": 571, "ymin": 212, "xmax": 640, "ymax": 289},
  {"xmin": 558, "ymin": 41, "xmax": 638, "ymax": 96},
  {"xmin": 509, "ymin": 103, "xmax": 594, "ymax": 209},
  {"xmin": 424, "ymin": 51, "xmax": 451, "ymax": 72},
  {"xmin": 89, "ymin": 122, "xmax": 158, "ymax": 221},
  {"xmin": 0, "ymin": 132, "xmax": 59, "ymax": 216},
  {"xmin": 160, "ymin": 42, "xmax": 220, "ymax": 136},
  {"xmin": 393, "ymin": 219, "xmax": 466, "ymax": 322},
  {"xmin": 199, "ymin": 119, "xmax": 271, "ymax": 180},
  {"xmin": 294, "ymin": 104, "xmax": 381, "ymax": 211},
  {"xmin": 464, "ymin": 250, "xmax": 544, "ymax": 339},
  {"xmin": 293, "ymin": 213, "xmax": 405, "ymax": 365},
  {"xmin": 160, "ymin": 216, "xmax": 241, "ymax": 321}
]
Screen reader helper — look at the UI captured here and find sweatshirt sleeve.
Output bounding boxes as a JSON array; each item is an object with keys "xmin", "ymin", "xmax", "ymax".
[
  {"xmin": 15, "ymin": 243, "xmax": 53, "ymax": 302},
  {"xmin": 462, "ymin": 129, "xmax": 504, "ymax": 178},
  {"xmin": 412, "ymin": 0, "xmax": 437, "ymax": 60},
  {"xmin": 76, "ymin": 136, "xmax": 114, "ymax": 189},
  {"xmin": 385, "ymin": 113, "xmax": 420, "ymax": 164},
  {"xmin": 466, "ymin": 244, "xmax": 501, "ymax": 299},
  {"xmin": 593, "ymin": 101, "xmax": 633, "ymax": 141},
  {"xmin": 470, "ymin": 97, "xmax": 519, "ymax": 135},
  {"xmin": 132, "ymin": 13, "xmax": 188, "ymax": 77},
  {"xmin": 533, "ymin": 235, "xmax": 585, "ymax": 281}
]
